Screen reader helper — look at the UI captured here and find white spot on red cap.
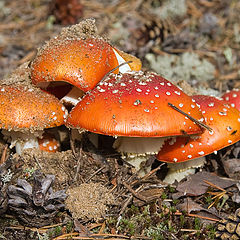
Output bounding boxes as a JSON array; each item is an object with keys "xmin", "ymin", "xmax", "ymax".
[
  {"xmin": 209, "ymin": 130, "xmax": 214, "ymax": 135},
  {"xmin": 136, "ymin": 88, "xmax": 142, "ymax": 92},
  {"xmin": 208, "ymin": 103, "xmax": 214, "ymax": 107},
  {"xmin": 219, "ymin": 111, "xmax": 227, "ymax": 116}
]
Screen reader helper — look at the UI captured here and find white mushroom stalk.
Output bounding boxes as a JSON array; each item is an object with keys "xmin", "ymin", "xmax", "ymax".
[
  {"xmin": 60, "ymin": 86, "xmax": 84, "ymax": 106},
  {"xmin": 163, "ymin": 156, "xmax": 206, "ymax": 184},
  {"xmin": 113, "ymin": 137, "xmax": 174, "ymax": 175},
  {"xmin": 2, "ymin": 130, "xmax": 43, "ymax": 155}
]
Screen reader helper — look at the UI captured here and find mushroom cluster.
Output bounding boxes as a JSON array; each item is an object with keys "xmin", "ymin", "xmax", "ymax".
[
  {"xmin": 66, "ymin": 71, "xmax": 205, "ymax": 175},
  {"xmin": 1, "ymin": 18, "xmax": 240, "ymax": 186}
]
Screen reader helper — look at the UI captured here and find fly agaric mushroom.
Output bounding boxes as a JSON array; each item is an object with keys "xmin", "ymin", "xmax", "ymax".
[
  {"xmin": 38, "ymin": 133, "xmax": 60, "ymax": 153},
  {"xmin": 67, "ymin": 71, "xmax": 205, "ymax": 174},
  {"xmin": 0, "ymin": 85, "xmax": 68, "ymax": 154},
  {"xmin": 157, "ymin": 95, "xmax": 240, "ymax": 183},
  {"xmin": 31, "ymin": 19, "xmax": 141, "ymax": 106},
  {"xmin": 222, "ymin": 89, "xmax": 240, "ymax": 111}
]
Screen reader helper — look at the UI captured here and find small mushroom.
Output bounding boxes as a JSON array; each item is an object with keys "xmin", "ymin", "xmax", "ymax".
[
  {"xmin": 157, "ymin": 95, "xmax": 240, "ymax": 183},
  {"xmin": 38, "ymin": 133, "xmax": 60, "ymax": 153},
  {"xmin": 67, "ymin": 71, "xmax": 205, "ymax": 174},
  {"xmin": 31, "ymin": 19, "xmax": 141, "ymax": 106},
  {"xmin": 0, "ymin": 85, "xmax": 68, "ymax": 154},
  {"xmin": 222, "ymin": 89, "xmax": 240, "ymax": 111}
]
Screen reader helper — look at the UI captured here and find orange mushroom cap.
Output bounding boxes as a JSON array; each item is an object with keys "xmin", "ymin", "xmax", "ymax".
[
  {"xmin": 31, "ymin": 21, "xmax": 141, "ymax": 93},
  {"xmin": 67, "ymin": 72, "xmax": 205, "ymax": 137},
  {"xmin": 31, "ymin": 38, "xmax": 119, "ymax": 92},
  {"xmin": 157, "ymin": 95, "xmax": 240, "ymax": 163},
  {"xmin": 0, "ymin": 85, "xmax": 68, "ymax": 132},
  {"xmin": 38, "ymin": 133, "xmax": 60, "ymax": 153},
  {"xmin": 222, "ymin": 89, "xmax": 240, "ymax": 111}
]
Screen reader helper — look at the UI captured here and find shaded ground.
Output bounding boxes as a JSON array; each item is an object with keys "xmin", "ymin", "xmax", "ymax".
[{"xmin": 0, "ymin": 0, "xmax": 240, "ymax": 239}]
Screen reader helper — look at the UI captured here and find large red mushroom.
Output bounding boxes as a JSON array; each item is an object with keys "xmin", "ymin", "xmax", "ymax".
[
  {"xmin": 67, "ymin": 71, "xmax": 205, "ymax": 174},
  {"xmin": 157, "ymin": 95, "xmax": 240, "ymax": 183}
]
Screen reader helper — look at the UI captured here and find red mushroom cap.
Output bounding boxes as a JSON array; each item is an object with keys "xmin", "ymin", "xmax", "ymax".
[
  {"xmin": 222, "ymin": 89, "xmax": 240, "ymax": 111},
  {"xmin": 67, "ymin": 72, "xmax": 205, "ymax": 137},
  {"xmin": 0, "ymin": 85, "xmax": 68, "ymax": 132},
  {"xmin": 157, "ymin": 95, "xmax": 240, "ymax": 163},
  {"xmin": 38, "ymin": 133, "xmax": 60, "ymax": 153},
  {"xmin": 31, "ymin": 38, "xmax": 119, "ymax": 92}
]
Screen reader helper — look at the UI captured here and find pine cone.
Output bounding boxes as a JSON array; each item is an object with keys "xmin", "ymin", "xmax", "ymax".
[
  {"xmin": 0, "ymin": 156, "xmax": 13, "ymax": 214},
  {"xmin": 49, "ymin": 0, "xmax": 84, "ymax": 25},
  {"xmin": 126, "ymin": 13, "xmax": 176, "ymax": 57},
  {"xmin": 216, "ymin": 209, "xmax": 240, "ymax": 239},
  {"xmin": 7, "ymin": 170, "xmax": 67, "ymax": 227},
  {"xmin": 133, "ymin": 17, "xmax": 175, "ymax": 48}
]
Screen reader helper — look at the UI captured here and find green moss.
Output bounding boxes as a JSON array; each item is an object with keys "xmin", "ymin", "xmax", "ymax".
[
  {"xmin": 194, "ymin": 218, "xmax": 201, "ymax": 230},
  {"xmin": 206, "ymin": 224, "xmax": 217, "ymax": 239},
  {"xmin": 66, "ymin": 221, "xmax": 74, "ymax": 233},
  {"xmin": 161, "ymin": 192, "xmax": 168, "ymax": 200},
  {"xmin": 179, "ymin": 214, "xmax": 185, "ymax": 228}
]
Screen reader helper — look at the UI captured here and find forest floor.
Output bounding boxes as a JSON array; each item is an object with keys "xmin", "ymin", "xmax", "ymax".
[{"xmin": 0, "ymin": 0, "xmax": 240, "ymax": 239}]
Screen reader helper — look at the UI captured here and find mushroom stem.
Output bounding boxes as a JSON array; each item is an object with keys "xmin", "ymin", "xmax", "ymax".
[
  {"xmin": 60, "ymin": 86, "xmax": 84, "ymax": 106},
  {"xmin": 113, "ymin": 136, "xmax": 170, "ymax": 175},
  {"xmin": 2, "ymin": 130, "xmax": 43, "ymax": 155},
  {"xmin": 163, "ymin": 156, "xmax": 206, "ymax": 184}
]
